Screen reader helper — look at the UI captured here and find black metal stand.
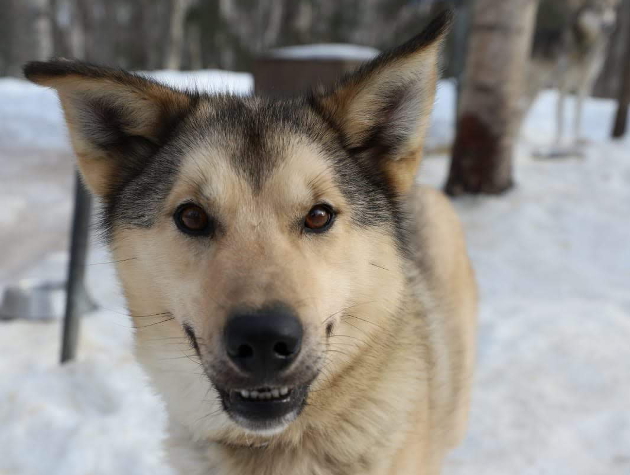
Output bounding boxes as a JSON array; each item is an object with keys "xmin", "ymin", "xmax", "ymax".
[{"xmin": 60, "ymin": 172, "xmax": 96, "ymax": 363}]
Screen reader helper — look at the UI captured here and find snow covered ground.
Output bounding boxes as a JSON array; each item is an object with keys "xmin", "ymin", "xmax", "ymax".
[{"xmin": 0, "ymin": 71, "xmax": 629, "ymax": 475}]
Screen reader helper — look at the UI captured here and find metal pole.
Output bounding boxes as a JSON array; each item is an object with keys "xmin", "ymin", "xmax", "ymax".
[
  {"xmin": 60, "ymin": 172, "xmax": 94, "ymax": 363},
  {"xmin": 612, "ymin": 0, "xmax": 630, "ymax": 138}
]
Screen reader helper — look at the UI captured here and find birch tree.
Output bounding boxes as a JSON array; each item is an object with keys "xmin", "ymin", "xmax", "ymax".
[
  {"xmin": 165, "ymin": 0, "xmax": 193, "ymax": 70},
  {"xmin": 445, "ymin": 0, "xmax": 540, "ymax": 195},
  {"xmin": 5, "ymin": 0, "xmax": 54, "ymax": 76}
]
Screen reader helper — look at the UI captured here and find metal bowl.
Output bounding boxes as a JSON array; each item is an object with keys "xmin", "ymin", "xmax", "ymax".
[{"xmin": 0, "ymin": 279, "xmax": 65, "ymax": 321}]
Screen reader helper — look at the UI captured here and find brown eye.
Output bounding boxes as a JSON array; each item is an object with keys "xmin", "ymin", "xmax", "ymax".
[
  {"xmin": 175, "ymin": 204, "xmax": 212, "ymax": 236},
  {"xmin": 304, "ymin": 205, "xmax": 334, "ymax": 233}
]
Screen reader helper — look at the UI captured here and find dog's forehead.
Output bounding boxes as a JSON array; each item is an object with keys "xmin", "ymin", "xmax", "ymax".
[
  {"xmin": 174, "ymin": 96, "xmax": 336, "ymax": 200},
  {"xmin": 180, "ymin": 96, "xmax": 326, "ymax": 190},
  {"xmin": 173, "ymin": 128, "xmax": 337, "ymax": 214}
]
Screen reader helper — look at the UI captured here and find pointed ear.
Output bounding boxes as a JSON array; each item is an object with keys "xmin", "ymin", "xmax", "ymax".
[
  {"xmin": 311, "ymin": 9, "xmax": 452, "ymax": 193},
  {"xmin": 23, "ymin": 60, "xmax": 197, "ymax": 197}
]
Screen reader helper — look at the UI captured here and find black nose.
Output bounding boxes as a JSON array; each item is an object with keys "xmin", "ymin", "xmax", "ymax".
[{"xmin": 224, "ymin": 304, "xmax": 303, "ymax": 377}]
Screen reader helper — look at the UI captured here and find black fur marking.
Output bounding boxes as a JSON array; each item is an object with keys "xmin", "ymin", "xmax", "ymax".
[
  {"xmin": 326, "ymin": 322, "xmax": 335, "ymax": 338},
  {"xmin": 183, "ymin": 323, "xmax": 200, "ymax": 356},
  {"xmin": 208, "ymin": 100, "xmax": 280, "ymax": 191}
]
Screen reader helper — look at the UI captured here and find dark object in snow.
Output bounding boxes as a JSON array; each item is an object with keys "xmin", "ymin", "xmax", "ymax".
[{"xmin": 61, "ymin": 173, "xmax": 97, "ymax": 364}]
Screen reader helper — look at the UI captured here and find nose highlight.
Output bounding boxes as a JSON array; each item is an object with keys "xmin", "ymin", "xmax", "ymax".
[{"xmin": 224, "ymin": 304, "xmax": 303, "ymax": 377}]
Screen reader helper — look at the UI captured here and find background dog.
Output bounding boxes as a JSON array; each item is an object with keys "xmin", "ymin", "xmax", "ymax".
[
  {"xmin": 24, "ymin": 10, "xmax": 476, "ymax": 475},
  {"xmin": 527, "ymin": 0, "xmax": 620, "ymax": 153}
]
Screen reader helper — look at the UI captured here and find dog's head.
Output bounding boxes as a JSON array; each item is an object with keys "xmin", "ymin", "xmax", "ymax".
[
  {"xmin": 24, "ymin": 11, "xmax": 450, "ymax": 436},
  {"xmin": 576, "ymin": 0, "xmax": 620, "ymax": 40}
]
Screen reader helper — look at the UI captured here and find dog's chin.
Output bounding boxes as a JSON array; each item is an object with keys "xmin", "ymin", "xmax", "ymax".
[{"xmin": 216, "ymin": 384, "xmax": 310, "ymax": 435}]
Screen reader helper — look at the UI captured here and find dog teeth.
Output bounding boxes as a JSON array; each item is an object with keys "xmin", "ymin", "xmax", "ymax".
[{"xmin": 236, "ymin": 387, "xmax": 291, "ymax": 401}]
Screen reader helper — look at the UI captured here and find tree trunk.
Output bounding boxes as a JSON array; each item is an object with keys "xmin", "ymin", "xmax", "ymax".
[
  {"xmin": 0, "ymin": 0, "xmax": 12, "ymax": 75},
  {"xmin": 282, "ymin": 0, "xmax": 312, "ymax": 44},
  {"xmin": 141, "ymin": 0, "xmax": 169, "ymax": 69},
  {"xmin": 50, "ymin": 0, "xmax": 67, "ymax": 56},
  {"xmin": 72, "ymin": 0, "xmax": 90, "ymax": 60},
  {"xmin": 612, "ymin": 0, "xmax": 630, "ymax": 138},
  {"xmin": 6, "ymin": 0, "xmax": 54, "ymax": 76},
  {"xmin": 594, "ymin": 0, "xmax": 630, "ymax": 99},
  {"xmin": 445, "ymin": 0, "xmax": 540, "ymax": 195},
  {"xmin": 165, "ymin": 0, "xmax": 190, "ymax": 70},
  {"xmin": 261, "ymin": 0, "xmax": 284, "ymax": 49},
  {"xmin": 217, "ymin": 0, "xmax": 237, "ymax": 70},
  {"xmin": 187, "ymin": 21, "xmax": 203, "ymax": 70},
  {"xmin": 32, "ymin": 0, "xmax": 54, "ymax": 60}
]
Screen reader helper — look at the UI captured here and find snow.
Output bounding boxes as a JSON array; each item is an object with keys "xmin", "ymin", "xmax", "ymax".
[
  {"xmin": 137, "ymin": 70, "xmax": 252, "ymax": 95},
  {"xmin": 1, "ymin": 72, "xmax": 629, "ymax": 475},
  {"xmin": 0, "ymin": 78, "xmax": 71, "ymax": 151},
  {"xmin": 0, "ymin": 317, "xmax": 170, "ymax": 475},
  {"xmin": 263, "ymin": 44, "xmax": 380, "ymax": 61},
  {"xmin": 426, "ymin": 79, "xmax": 457, "ymax": 152}
]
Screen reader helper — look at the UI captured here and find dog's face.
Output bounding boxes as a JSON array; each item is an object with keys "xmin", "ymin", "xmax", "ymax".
[
  {"xmin": 578, "ymin": 0, "xmax": 619, "ymax": 38},
  {"xmin": 25, "ymin": 12, "xmax": 449, "ymax": 436}
]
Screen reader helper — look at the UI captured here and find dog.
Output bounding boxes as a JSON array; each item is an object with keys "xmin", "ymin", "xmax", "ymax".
[
  {"xmin": 24, "ymin": 10, "xmax": 476, "ymax": 475},
  {"xmin": 526, "ymin": 0, "xmax": 619, "ymax": 153}
]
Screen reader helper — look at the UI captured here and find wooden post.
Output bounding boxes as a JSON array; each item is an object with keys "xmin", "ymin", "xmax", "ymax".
[{"xmin": 253, "ymin": 45, "xmax": 379, "ymax": 97}]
